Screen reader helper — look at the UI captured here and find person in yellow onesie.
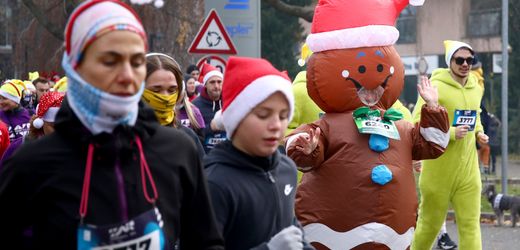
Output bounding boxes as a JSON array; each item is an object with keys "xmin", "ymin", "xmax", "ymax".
[{"xmin": 411, "ymin": 40, "xmax": 489, "ymax": 250}]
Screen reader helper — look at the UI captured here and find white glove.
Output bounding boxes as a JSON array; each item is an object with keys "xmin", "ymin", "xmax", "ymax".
[{"xmin": 267, "ymin": 225, "xmax": 303, "ymax": 250}]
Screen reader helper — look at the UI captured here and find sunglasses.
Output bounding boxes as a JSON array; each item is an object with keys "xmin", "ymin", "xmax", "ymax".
[{"xmin": 453, "ymin": 57, "xmax": 474, "ymax": 65}]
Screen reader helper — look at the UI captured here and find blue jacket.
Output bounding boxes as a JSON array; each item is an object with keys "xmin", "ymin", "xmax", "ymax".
[{"xmin": 192, "ymin": 87, "xmax": 226, "ymax": 152}]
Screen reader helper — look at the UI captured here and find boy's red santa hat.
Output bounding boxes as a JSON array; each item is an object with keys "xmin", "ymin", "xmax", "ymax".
[
  {"xmin": 306, "ymin": 0, "xmax": 425, "ymax": 53},
  {"xmin": 199, "ymin": 62, "xmax": 223, "ymax": 85},
  {"xmin": 32, "ymin": 91, "xmax": 65, "ymax": 129},
  {"xmin": 219, "ymin": 56, "xmax": 294, "ymax": 139}
]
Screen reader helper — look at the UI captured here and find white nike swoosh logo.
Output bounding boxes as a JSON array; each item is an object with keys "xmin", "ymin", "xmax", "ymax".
[{"xmin": 284, "ymin": 184, "xmax": 293, "ymax": 196}]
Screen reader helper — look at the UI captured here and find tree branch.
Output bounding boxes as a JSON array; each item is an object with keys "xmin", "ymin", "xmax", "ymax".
[
  {"xmin": 21, "ymin": 0, "xmax": 65, "ymax": 40},
  {"xmin": 262, "ymin": 0, "xmax": 315, "ymax": 22}
]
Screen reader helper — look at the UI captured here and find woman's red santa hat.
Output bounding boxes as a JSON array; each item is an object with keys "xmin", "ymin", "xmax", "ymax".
[
  {"xmin": 306, "ymin": 0, "xmax": 425, "ymax": 53},
  {"xmin": 218, "ymin": 56, "xmax": 294, "ymax": 139},
  {"xmin": 199, "ymin": 63, "xmax": 223, "ymax": 85},
  {"xmin": 32, "ymin": 91, "xmax": 65, "ymax": 129}
]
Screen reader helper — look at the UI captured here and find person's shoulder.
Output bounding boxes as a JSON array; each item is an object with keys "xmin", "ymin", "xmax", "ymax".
[
  {"xmin": 204, "ymin": 145, "xmax": 240, "ymax": 179},
  {"xmin": 4, "ymin": 133, "xmax": 68, "ymax": 171},
  {"xmin": 278, "ymin": 154, "xmax": 298, "ymax": 172},
  {"xmin": 192, "ymin": 96, "xmax": 205, "ymax": 105},
  {"xmin": 152, "ymin": 125, "xmax": 194, "ymax": 146}
]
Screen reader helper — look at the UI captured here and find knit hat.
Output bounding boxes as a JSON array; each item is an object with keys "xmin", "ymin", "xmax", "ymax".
[
  {"xmin": 32, "ymin": 91, "xmax": 65, "ymax": 129},
  {"xmin": 199, "ymin": 63, "xmax": 223, "ymax": 85},
  {"xmin": 64, "ymin": 0, "xmax": 147, "ymax": 69},
  {"xmin": 221, "ymin": 56, "xmax": 294, "ymax": 139},
  {"xmin": 444, "ymin": 40, "xmax": 474, "ymax": 66},
  {"xmin": 0, "ymin": 79, "xmax": 26, "ymax": 104},
  {"xmin": 306, "ymin": 0, "xmax": 425, "ymax": 53}
]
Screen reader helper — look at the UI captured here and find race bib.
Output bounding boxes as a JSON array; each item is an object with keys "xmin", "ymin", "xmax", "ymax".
[
  {"xmin": 205, "ymin": 132, "xmax": 227, "ymax": 149},
  {"xmin": 180, "ymin": 119, "xmax": 191, "ymax": 128},
  {"xmin": 78, "ymin": 208, "xmax": 167, "ymax": 250},
  {"xmin": 453, "ymin": 109, "xmax": 477, "ymax": 131},
  {"xmin": 354, "ymin": 116, "xmax": 400, "ymax": 140}
]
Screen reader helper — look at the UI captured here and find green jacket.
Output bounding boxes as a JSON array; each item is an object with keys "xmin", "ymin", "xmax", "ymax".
[
  {"xmin": 392, "ymin": 99, "xmax": 412, "ymax": 123},
  {"xmin": 412, "ymin": 68, "xmax": 484, "ymax": 171},
  {"xmin": 286, "ymin": 71, "xmax": 323, "ymax": 135}
]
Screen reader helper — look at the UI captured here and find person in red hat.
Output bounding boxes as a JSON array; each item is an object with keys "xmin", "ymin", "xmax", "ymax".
[
  {"xmin": 192, "ymin": 62, "xmax": 226, "ymax": 153},
  {"xmin": 27, "ymin": 91, "xmax": 65, "ymax": 140},
  {"xmin": 0, "ymin": 121, "xmax": 9, "ymax": 160},
  {"xmin": 0, "ymin": 1, "xmax": 224, "ymax": 249},
  {"xmin": 204, "ymin": 56, "xmax": 313, "ymax": 250}
]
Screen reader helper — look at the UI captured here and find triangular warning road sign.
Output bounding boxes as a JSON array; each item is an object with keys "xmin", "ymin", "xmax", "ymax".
[{"xmin": 188, "ymin": 9, "xmax": 238, "ymax": 55}]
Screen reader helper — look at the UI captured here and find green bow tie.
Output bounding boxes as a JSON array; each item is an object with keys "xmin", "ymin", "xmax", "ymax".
[{"xmin": 353, "ymin": 106, "xmax": 403, "ymax": 122}]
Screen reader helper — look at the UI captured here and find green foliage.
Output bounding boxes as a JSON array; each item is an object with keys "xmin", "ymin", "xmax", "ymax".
[{"xmin": 261, "ymin": 0, "xmax": 311, "ymax": 80}]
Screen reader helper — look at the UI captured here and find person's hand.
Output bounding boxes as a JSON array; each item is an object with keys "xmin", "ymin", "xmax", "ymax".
[
  {"xmin": 413, "ymin": 160, "xmax": 422, "ymax": 173},
  {"xmin": 417, "ymin": 76, "xmax": 438, "ymax": 108},
  {"xmin": 477, "ymin": 132, "xmax": 489, "ymax": 144},
  {"xmin": 210, "ymin": 110, "xmax": 224, "ymax": 131},
  {"xmin": 455, "ymin": 125, "xmax": 470, "ymax": 140},
  {"xmin": 267, "ymin": 225, "xmax": 303, "ymax": 250},
  {"xmin": 293, "ymin": 127, "xmax": 320, "ymax": 155}
]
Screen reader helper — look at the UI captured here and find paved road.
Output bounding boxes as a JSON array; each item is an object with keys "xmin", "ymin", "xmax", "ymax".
[
  {"xmin": 432, "ymin": 220, "xmax": 520, "ymax": 250},
  {"xmin": 429, "ymin": 158, "xmax": 520, "ymax": 249}
]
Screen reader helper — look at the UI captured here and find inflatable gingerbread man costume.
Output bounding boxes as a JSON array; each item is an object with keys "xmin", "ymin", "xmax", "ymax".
[{"xmin": 286, "ymin": 0, "xmax": 450, "ymax": 249}]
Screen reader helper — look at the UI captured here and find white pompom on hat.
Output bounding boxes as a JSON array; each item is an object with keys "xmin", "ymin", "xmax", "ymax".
[
  {"xmin": 306, "ymin": 0, "xmax": 425, "ymax": 53},
  {"xmin": 221, "ymin": 56, "xmax": 294, "ymax": 139}
]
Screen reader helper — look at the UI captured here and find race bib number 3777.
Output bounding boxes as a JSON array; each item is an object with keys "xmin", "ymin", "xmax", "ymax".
[{"xmin": 453, "ymin": 109, "xmax": 477, "ymax": 131}]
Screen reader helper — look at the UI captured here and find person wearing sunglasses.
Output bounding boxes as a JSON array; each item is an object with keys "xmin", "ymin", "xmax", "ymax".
[{"xmin": 411, "ymin": 40, "xmax": 488, "ymax": 250}]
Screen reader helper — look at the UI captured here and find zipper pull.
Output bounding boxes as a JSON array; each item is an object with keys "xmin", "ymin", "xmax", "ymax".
[{"xmin": 267, "ymin": 171, "xmax": 275, "ymax": 183}]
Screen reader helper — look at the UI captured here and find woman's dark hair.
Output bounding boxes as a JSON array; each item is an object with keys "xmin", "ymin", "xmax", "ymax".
[{"xmin": 186, "ymin": 64, "xmax": 198, "ymax": 74}]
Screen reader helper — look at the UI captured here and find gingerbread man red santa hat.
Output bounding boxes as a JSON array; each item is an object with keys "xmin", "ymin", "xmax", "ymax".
[
  {"xmin": 32, "ymin": 91, "xmax": 65, "ymax": 129},
  {"xmin": 306, "ymin": 0, "xmax": 425, "ymax": 53}
]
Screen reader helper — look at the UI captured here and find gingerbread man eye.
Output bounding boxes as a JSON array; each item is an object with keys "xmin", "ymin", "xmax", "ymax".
[
  {"xmin": 341, "ymin": 70, "xmax": 350, "ymax": 78},
  {"xmin": 358, "ymin": 65, "xmax": 366, "ymax": 74},
  {"xmin": 377, "ymin": 64, "xmax": 384, "ymax": 72}
]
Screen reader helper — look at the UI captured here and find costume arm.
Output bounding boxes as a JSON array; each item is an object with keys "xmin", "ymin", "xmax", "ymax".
[
  {"xmin": 411, "ymin": 104, "xmax": 450, "ymax": 160},
  {"xmin": 285, "ymin": 122, "xmax": 326, "ymax": 172}
]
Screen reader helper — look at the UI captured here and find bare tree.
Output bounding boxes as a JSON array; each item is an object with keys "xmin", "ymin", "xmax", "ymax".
[
  {"xmin": 11, "ymin": 0, "xmax": 205, "ymax": 75},
  {"xmin": 262, "ymin": 0, "xmax": 316, "ymax": 22},
  {"xmin": 21, "ymin": 0, "xmax": 80, "ymax": 41}
]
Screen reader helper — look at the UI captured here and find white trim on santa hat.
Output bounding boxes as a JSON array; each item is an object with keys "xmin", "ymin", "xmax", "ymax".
[
  {"xmin": 222, "ymin": 75, "xmax": 294, "ymax": 139},
  {"xmin": 43, "ymin": 107, "xmax": 60, "ymax": 122},
  {"xmin": 203, "ymin": 70, "xmax": 224, "ymax": 85},
  {"xmin": 306, "ymin": 25, "xmax": 399, "ymax": 53}
]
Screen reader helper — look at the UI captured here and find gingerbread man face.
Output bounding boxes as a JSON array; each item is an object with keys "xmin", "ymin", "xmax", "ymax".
[{"xmin": 306, "ymin": 46, "xmax": 404, "ymax": 113}]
